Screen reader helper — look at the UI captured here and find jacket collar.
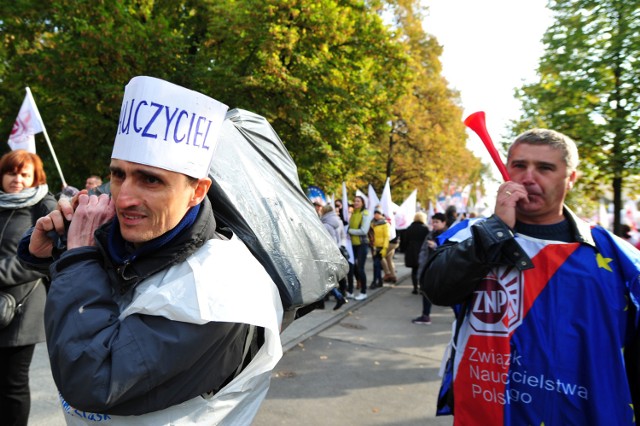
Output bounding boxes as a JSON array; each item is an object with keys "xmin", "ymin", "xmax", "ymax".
[
  {"xmin": 95, "ymin": 197, "xmax": 220, "ymax": 294},
  {"xmin": 563, "ymin": 205, "xmax": 595, "ymax": 247}
]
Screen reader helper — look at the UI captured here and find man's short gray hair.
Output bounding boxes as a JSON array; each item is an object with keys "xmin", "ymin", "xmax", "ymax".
[{"xmin": 508, "ymin": 129, "xmax": 579, "ymax": 172}]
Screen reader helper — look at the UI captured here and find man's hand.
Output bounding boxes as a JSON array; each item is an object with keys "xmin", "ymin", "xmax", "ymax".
[
  {"xmin": 29, "ymin": 210, "xmax": 69, "ymax": 258},
  {"xmin": 28, "ymin": 194, "xmax": 115, "ymax": 258},
  {"xmin": 494, "ymin": 182, "xmax": 528, "ymax": 229},
  {"xmin": 66, "ymin": 194, "xmax": 115, "ymax": 249}
]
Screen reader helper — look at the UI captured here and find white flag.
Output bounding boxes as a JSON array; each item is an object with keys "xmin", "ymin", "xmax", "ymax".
[
  {"xmin": 341, "ymin": 181, "xmax": 350, "ymax": 223},
  {"xmin": 8, "ymin": 88, "xmax": 44, "ymax": 153},
  {"xmin": 379, "ymin": 178, "xmax": 397, "ymax": 239},
  {"xmin": 395, "ymin": 189, "xmax": 417, "ymax": 230},
  {"xmin": 367, "ymin": 184, "xmax": 380, "ymax": 213}
]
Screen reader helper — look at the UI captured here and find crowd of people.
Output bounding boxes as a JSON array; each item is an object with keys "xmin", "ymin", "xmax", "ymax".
[
  {"xmin": 2, "ymin": 73, "xmax": 639, "ymax": 426},
  {"xmin": 313, "ymin": 190, "xmax": 468, "ymax": 324},
  {"xmin": 311, "ymin": 127, "xmax": 640, "ymax": 425}
]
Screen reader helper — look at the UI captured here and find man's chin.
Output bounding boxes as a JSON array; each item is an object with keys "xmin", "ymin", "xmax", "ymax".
[
  {"xmin": 119, "ymin": 229, "xmax": 152, "ymax": 246},
  {"xmin": 516, "ymin": 201, "xmax": 543, "ymax": 215}
]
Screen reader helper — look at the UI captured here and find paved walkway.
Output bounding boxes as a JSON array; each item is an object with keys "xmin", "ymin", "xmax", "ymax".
[{"xmin": 28, "ymin": 256, "xmax": 454, "ymax": 425}]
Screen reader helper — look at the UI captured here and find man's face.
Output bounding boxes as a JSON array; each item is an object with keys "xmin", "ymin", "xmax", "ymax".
[
  {"xmin": 432, "ymin": 219, "xmax": 445, "ymax": 231},
  {"xmin": 109, "ymin": 159, "xmax": 208, "ymax": 247},
  {"xmin": 507, "ymin": 143, "xmax": 577, "ymax": 225},
  {"xmin": 85, "ymin": 177, "xmax": 100, "ymax": 190}
]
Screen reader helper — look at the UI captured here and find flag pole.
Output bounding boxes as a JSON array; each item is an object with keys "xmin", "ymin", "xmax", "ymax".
[{"xmin": 26, "ymin": 88, "xmax": 67, "ymax": 187}]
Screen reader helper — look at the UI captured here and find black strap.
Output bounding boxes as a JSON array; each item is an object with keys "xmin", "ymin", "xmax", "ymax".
[{"xmin": 15, "ymin": 281, "xmax": 39, "ymax": 313}]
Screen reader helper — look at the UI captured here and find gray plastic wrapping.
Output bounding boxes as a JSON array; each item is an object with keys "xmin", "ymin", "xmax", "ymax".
[{"xmin": 208, "ymin": 108, "xmax": 348, "ymax": 311}]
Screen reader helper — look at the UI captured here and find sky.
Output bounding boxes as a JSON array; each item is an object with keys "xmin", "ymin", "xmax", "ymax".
[{"xmin": 421, "ymin": 0, "xmax": 553, "ymax": 182}]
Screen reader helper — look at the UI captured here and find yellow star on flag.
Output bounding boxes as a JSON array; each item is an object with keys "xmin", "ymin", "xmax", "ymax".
[{"xmin": 596, "ymin": 253, "xmax": 613, "ymax": 272}]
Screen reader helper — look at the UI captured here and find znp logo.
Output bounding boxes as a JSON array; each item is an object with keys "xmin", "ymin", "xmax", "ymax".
[{"xmin": 469, "ymin": 267, "xmax": 522, "ymax": 336}]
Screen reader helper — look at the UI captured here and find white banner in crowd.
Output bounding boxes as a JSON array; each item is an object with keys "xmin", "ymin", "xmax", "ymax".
[
  {"xmin": 8, "ymin": 87, "xmax": 44, "ymax": 153},
  {"xmin": 112, "ymin": 76, "xmax": 228, "ymax": 178},
  {"xmin": 395, "ymin": 189, "xmax": 417, "ymax": 230},
  {"xmin": 368, "ymin": 184, "xmax": 380, "ymax": 212},
  {"xmin": 380, "ymin": 177, "xmax": 397, "ymax": 238},
  {"xmin": 341, "ymin": 181, "xmax": 350, "ymax": 223}
]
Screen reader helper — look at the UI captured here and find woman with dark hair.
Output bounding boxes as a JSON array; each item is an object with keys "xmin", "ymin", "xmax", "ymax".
[
  {"xmin": 0, "ymin": 150, "xmax": 56, "ymax": 425},
  {"xmin": 347, "ymin": 195, "xmax": 372, "ymax": 300}
]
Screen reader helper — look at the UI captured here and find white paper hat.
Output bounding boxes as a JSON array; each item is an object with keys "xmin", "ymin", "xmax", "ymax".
[{"xmin": 112, "ymin": 76, "xmax": 228, "ymax": 178}]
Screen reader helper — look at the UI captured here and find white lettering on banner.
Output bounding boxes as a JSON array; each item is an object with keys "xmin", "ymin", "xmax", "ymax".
[
  {"xmin": 117, "ymin": 98, "xmax": 214, "ymax": 150},
  {"xmin": 468, "ymin": 347, "xmax": 523, "ymax": 367},
  {"xmin": 60, "ymin": 393, "xmax": 112, "ymax": 422},
  {"xmin": 466, "ymin": 347, "xmax": 590, "ymax": 406},
  {"xmin": 471, "ymin": 384, "xmax": 533, "ymax": 405},
  {"xmin": 470, "ymin": 364, "xmax": 509, "ymax": 384},
  {"xmin": 464, "ymin": 266, "xmax": 590, "ymax": 409}
]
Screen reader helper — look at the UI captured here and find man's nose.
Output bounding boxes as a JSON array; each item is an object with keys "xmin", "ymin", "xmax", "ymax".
[
  {"xmin": 115, "ymin": 180, "xmax": 140, "ymax": 206},
  {"xmin": 520, "ymin": 166, "xmax": 536, "ymax": 183}
]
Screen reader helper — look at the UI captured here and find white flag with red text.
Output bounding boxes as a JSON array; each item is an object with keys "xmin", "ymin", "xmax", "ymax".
[
  {"xmin": 8, "ymin": 88, "xmax": 44, "ymax": 153},
  {"xmin": 395, "ymin": 189, "xmax": 417, "ymax": 230}
]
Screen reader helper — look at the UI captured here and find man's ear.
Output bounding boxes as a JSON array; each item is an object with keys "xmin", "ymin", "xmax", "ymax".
[{"xmin": 189, "ymin": 177, "xmax": 212, "ymax": 207}]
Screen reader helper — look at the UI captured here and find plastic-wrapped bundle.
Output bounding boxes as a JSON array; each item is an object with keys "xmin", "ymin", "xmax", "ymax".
[{"xmin": 208, "ymin": 108, "xmax": 348, "ymax": 313}]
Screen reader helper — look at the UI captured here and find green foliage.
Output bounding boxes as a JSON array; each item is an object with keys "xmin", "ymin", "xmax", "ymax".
[
  {"xmin": 378, "ymin": 0, "xmax": 483, "ymax": 206},
  {"xmin": 0, "ymin": 0, "xmax": 189, "ymax": 189},
  {"xmin": 513, "ymin": 0, "xmax": 640, "ymax": 232},
  {"xmin": 0, "ymin": 0, "xmax": 485, "ymax": 204}
]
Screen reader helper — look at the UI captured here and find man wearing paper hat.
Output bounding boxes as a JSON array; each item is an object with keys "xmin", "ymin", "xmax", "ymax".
[{"xmin": 19, "ymin": 76, "xmax": 283, "ymax": 424}]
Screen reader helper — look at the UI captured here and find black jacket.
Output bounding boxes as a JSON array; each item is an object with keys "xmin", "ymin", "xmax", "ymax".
[
  {"xmin": 422, "ymin": 208, "xmax": 640, "ymax": 421},
  {"xmin": 403, "ymin": 221, "xmax": 429, "ymax": 268},
  {"xmin": 0, "ymin": 193, "xmax": 56, "ymax": 347},
  {"xmin": 20, "ymin": 197, "xmax": 251, "ymax": 415}
]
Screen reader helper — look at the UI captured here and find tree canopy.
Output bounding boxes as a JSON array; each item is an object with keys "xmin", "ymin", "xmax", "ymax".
[
  {"xmin": 513, "ymin": 0, "xmax": 640, "ymax": 233},
  {"xmin": 0, "ymin": 0, "xmax": 483, "ymax": 207}
]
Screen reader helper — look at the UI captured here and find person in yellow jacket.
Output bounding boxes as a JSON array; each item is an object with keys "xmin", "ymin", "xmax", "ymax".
[{"xmin": 370, "ymin": 207, "xmax": 390, "ymax": 289}]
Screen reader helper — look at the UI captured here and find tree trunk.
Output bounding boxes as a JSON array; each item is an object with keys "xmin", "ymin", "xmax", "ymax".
[
  {"xmin": 613, "ymin": 176, "xmax": 623, "ymax": 236},
  {"xmin": 386, "ymin": 132, "xmax": 394, "ymax": 179}
]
